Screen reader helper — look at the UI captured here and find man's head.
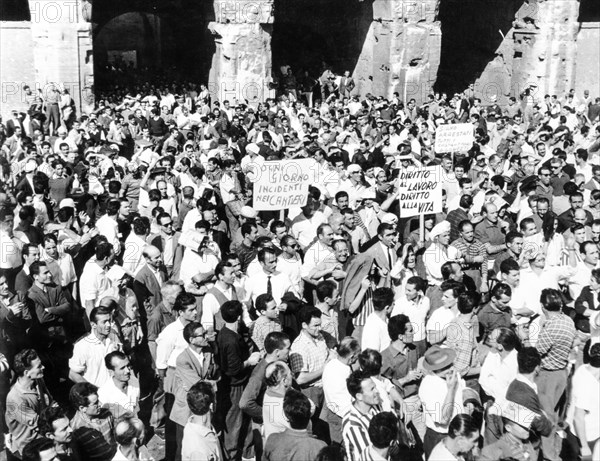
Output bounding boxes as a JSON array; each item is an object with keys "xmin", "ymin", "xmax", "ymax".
[
  {"xmin": 316, "ymin": 280, "xmax": 340, "ymax": 307},
  {"xmin": 142, "ymin": 245, "xmax": 162, "ymax": 270},
  {"xmin": 346, "ymin": 370, "xmax": 381, "ymax": 408},
  {"xmin": 241, "ymin": 222, "xmax": 259, "ymax": 244},
  {"xmin": 258, "ymin": 247, "xmax": 278, "ymax": 274},
  {"xmin": 332, "ymin": 239, "xmax": 350, "ymax": 263},
  {"xmin": 264, "ymin": 331, "xmax": 291, "ymax": 361},
  {"xmin": 570, "ymin": 192, "xmax": 584, "ymax": 211},
  {"xmin": 114, "ymin": 414, "xmax": 145, "ymax": 450},
  {"xmin": 300, "ymin": 307, "xmax": 322, "ymax": 339},
  {"xmin": 69, "ymin": 382, "xmax": 101, "ymax": 417},
  {"xmin": 317, "ymin": 223, "xmax": 334, "ymax": 247},
  {"xmin": 21, "ymin": 438, "xmax": 58, "ymax": 461},
  {"xmin": 368, "ymin": 412, "xmax": 398, "ymax": 450},
  {"xmin": 22, "ymin": 243, "xmax": 40, "ymax": 266},
  {"xmin": 14, "ymin": 348, "xmax": 44, "ymax": 380},
  {"xmin": 187, "ymin": 381, "xmax": 215, "ymax": 416},
  {"xmin": 256, "ymin": 293, "xmax": 278, "ymax": 320},
  {"xmin": 283, "ymin": 388, "xmax": 312, "ymax": 430},
  {"xmin": 491, "ymin": 283, "xmax": 512, "ymax": 311},
  {"xmin": 104, "ymin": 351, "xmax": 132, "ymax": 384},
  {"xmin": 482, "ymin": 203, "xmax": 498, "ymax": 224},
  {"xmin": 377, "ymin": 223, "xmax": 398, "ymax": 248},
  {"xmin": 581, "ymin": 240, "xmax": 599, "ymax": 266},
  {"xmin": 30, "ymin": 261, "xmax": 52, "ymax": 286},
  {"xmin": 388, "ymin": 314, "xmax": 413, "ymax": 344},
  {"xmin": 157, "ymin": 213, "xmax": 174, "ymax": 236},
  {"xmin": 39, "ymin": 407, "xmax": 72, "ymax": 446},
  {"xmin": 500, "ymin": 258, "xmax": 520, "ymax": 287},
  {"xmin": 171, "ymin": 292, "xmax": 197, "ymax": 323}
]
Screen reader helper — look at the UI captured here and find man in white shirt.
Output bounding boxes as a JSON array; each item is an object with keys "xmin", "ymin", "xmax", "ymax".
[
  {"xmin": 423, "ymin": 221, "xmax": 461, "ymax": 286},
  {"xmin": 393, "ymin": 276, "xmax": 430, "ymax": 357},
  {"xmin": 362, "ymin": 288, "xmax": 394, "ymax": 352},
  {"xmin": 79, "ymin": 242, "xmax": 114, "ymax": 316},
  {"xmin": 302, "ymin": 223, "xmax": 335, "ymax": 285},
  {"xmin": 122, "ymin": 217, "xmax": 149, "ymax": 276},
  {"xmin": 277, "ymin": 235, "xmax": 304, "ymax": 297},
  {"xmin": 322, "ymin": 337, "xmax": 360, "ymax": 443},
  {"xmin": 69, "ymin": 304, "xmax": 121, "ymax": 387},
  {"xmin": 96, "ymin": 199, "xmax": 122, "ymax": 256},
  {"xmin": 98, "ymin": 351, "xmax": 140, "ymax": 419},
  {"xmin": 201, "ymin": 260, "xmax": 239, "ymax": 330},
  {"xmin": 244, "ymin": 247, "xmax": 294, "ymax": 307}
]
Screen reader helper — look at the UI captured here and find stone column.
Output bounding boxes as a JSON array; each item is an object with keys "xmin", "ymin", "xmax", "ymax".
[
  {"xmin": 28, "ymin": 0, "xmax": 94, "ymax": 115},
  {"xmin": 473, "ymin": 0, "xmax": 581, "ymax": 102},
  {"xmin": 354, "ymin": 0, "xmax": 441, "ymax": 104},
  {"xmin": 208, "ymin": 0, "xmax": 274, "ymax": 104}
]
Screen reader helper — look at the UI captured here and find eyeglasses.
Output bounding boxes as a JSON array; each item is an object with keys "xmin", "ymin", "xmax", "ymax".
[
  {"xmin": 539, "ymin": 173, "xmax": 550, "ymax": 177},
  {"xmin": 161, "ymin": 222, "xmax": 173, "ymax": 227}
]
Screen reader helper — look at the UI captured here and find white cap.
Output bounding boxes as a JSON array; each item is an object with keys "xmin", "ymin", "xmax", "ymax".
[
  {"xmin": 430, "ymin": 220, "xmax": 451, "ymax": 239},
  {"xmin": 240, "ymin": 206, "xmax": 258, "ymax": 219},
  {"xmin": 246, "ymin": 143, "xmax": 260, "ymax": 155},
  {"xmin": 59, "ymin": 198, "xmax": 76, "ymax": 209}
]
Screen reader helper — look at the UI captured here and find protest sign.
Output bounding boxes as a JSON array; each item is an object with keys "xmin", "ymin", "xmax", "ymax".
[
  {"xmin": 434, "ymin": 123, "xmax": 474, "ymax": 153},
  {"xmin": 397, "ymin": 166, "xmax": 443, "ymax": 218},
  {"xmin": 253, "ymin": 159, "xmax": 317, "ymax": 210}
]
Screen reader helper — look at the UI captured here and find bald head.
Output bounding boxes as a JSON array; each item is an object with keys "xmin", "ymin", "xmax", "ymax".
[
  {"xmin": 574, "ymin": 208, "xmax": 587, "ymax": 223},
  {"xmin": 143, "ymin": 245, "xmax": 162, "ymax": 269}
]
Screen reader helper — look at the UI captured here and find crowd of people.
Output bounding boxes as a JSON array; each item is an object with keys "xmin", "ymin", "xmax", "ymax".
[{"xmin": 0, "ymin": 76, "xmax": 599, "ymax": 461}]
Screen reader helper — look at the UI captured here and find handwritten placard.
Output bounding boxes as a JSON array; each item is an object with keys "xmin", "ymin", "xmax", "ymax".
[
  {"xmin": 397, "ymin": 166, "xmax": 443, "ymax": 217},
  {"xmin": 434, "ymin": 123, "xmax": 474, "ymax": 153},
  {"xmin": 253, "ymin": 159, "xmax": 317, "ymax": 210}
]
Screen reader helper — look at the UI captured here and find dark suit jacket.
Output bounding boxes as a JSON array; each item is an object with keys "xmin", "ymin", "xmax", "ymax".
[
  {"xmin": 27, "ymin": 283, "xmax": 70, "ymax": 325},
  {"xmin": 147, "ymin": 232, "xmax": 184, "ymax": 279},
  {"xmin": 133, "ymin": 264, "xmax": 167, "ymax": 317},
  {"xmin": 14, "ymin": 269, "xmax": 33, "ymax": 295},
  {"xmin": 506, "ymin": 379, "xmax": 553, "ymax": 437},
  {"xmin": 15, "ymin": 176, "xmax": 34, "ymax": 196},
  {"xmin": 573, "ymin": 285, "xmax": 600, "ymax": 333}
]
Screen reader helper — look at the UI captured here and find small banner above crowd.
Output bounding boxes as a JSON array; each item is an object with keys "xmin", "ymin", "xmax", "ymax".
[{"xmin": 434, "ymin": 123, "xmax": 475, "ymax": 153}]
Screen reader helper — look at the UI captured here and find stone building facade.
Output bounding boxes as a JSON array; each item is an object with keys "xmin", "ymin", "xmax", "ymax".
[{"xmin": 0, "ymin": 0, "xmax": 598, "ymax": 119}]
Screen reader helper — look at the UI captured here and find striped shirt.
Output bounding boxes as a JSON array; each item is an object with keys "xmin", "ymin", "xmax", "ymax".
[
  {"xmin": 343, "ymin": 405, "xmax": 381, "ymax": 461},
  {"xmin": 536, "ymin": 313, "xmax": 576, "ymax": 370},
  {"xmin": 359, "ymin": 446, "xmax": 388, "ymax": 461},
  {"xmin": 450, "ymin": 236, "xmax": 488, "ymax": 276},
  {"xmin": 353, "ymin": 286, "xmax": 375, "ymax": 327}
]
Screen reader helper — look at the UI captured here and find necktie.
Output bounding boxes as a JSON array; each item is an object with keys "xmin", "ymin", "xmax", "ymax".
[
  {"xmin": 267, "ymin": 275, "xmax": 272, "ymax": 296},
  {"xmin": 387, "ymin": 248, "xmax": 393, "ymax": 269}
]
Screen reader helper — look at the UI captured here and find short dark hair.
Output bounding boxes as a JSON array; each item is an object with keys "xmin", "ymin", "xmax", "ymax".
[
  {"xmin": 457, "ymin": 291, "xmax": 478, "ymax": 314},
  {"xmin": 95, "ymin": 241, "xmax": 113, "ymax": 261},
  {"xmin": 29, "ymin": 260, "xmax": 47, "ymax": 277},
  {"xmin": 187, "ymin": 381, "xmax": 215, "ymax": 416},
  {"xmin": 505, "ymin": 231, "xmax": 523, "ymax": 245},
  {"xmin": 264, "ymin": 331, "xmax": 290, "ymax": 354},
  {"xmin": 368, "ymin": 412, "xmax": 398, "ymax": 449},
  {"xmin": 257, "ymin": 247, "xmax": 277, "ymax": 264},
  {"xmin": 491, "ymin": 282, "xmax": 512, "ymax": 299},
  {"xmin": 358, "ymin": 349, "xmax": 382, "ymax": 377},
  {"xmin": 283, "ymin": 388, "xmax": 311, "ymax": 429},
  {"xmin": 241, "ymin": 222, "xmax": 257, "ymax": 237},
  {"xmin": 406, "ymin": 275, "xmax": 426, "ymax": 293},
  {"xmin": 220, "ymin": 300, "xmax": 243, "ymax": 323},
  {"xmin": 316, "ymin": 280, "xmax": 337, "ymax": 302},
  {"xmin": 388, "ymin": 314, "xmax": 411, "ymax": 341},
  {"xmin": 22, "ymin": 438, "xmax": 56, "ymax": 461},
  {"xmin": 69, "ymin": 382, "xmax": 98, "ymax": 409},
  {"xmin": 39, "ymin": 406, "xmax": 69, "ymax": 437},
  {"xmin": 346, "ymin": 369, "xmax": 371, "ymax": 398},
  {"xmin": 299, "ymin": 306, "xmax": 321, "ymax": 326},
  {"xmin": 173, "ymin": 292, "xmax": 197, "ymax": 313},
  {"xmin": 372, "ymin": 287, "xmax": 394, "ymax": 311},
  {"xmin": 517, "ymin": 347, "xmax": 541, "ymax": 374},
  {"xmin": 89, "ymin": 305, "xmax": 113, "ymax": 324},
  {"xmin": 13, "ymin": 349, "xmax": 40, "ymax": 377},
  {"xmin": 104, "ymin": 350, "xmax": 128, "ymax": 370},
  {"xmin": 540, "ymin": 288, "xmax": 563, "ymax": 312},
  {"xmin": 440, "ymin": 280, "xmax": 465, "ymax": 298},
  {"xmin": 448, "ymin": 414, "xmax": 480, "ymax": 440},
  {"xmin": 255, "ymin": 293, "xmax": 275, "ymax": 313},
  {"xmin": 500, "ymin": 258, "xmax": 520, "ymax": 275}
]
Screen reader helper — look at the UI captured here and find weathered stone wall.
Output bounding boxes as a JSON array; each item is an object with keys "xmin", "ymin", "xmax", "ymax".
[
  {"xmin": 573, "ymin": 22, "xmax": 600, "ymax": 97},
  {"xmin": 208, "ymin": 0, "xmax": 275, "ymax": 103},
  {"xmin": 472, "ymin": 0, "xmax": 581, "ymax": 103},
  {"xmin": 354, "ymin": 0, "xmax": 441, "ymax": 104}
]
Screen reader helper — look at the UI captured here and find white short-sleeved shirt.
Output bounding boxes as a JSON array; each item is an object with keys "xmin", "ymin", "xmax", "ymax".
[
  {"xmin": 98, "ymin": 376, "xmax": 140, "ymax": 419},
  {"xmin": 568, "ymin": 364, "xmax": 600, "ymax": 443},
  {"xmin": 79, "ymin": 260, "xmax": 112, "ymax": 309},
  {"xmin": 392, "ymin": 296, "xmax": 430, "ymax": 342},
  {"xmin": 322, "ymin": 359, "xmax": 352, "ymax": 417},
  {"xmin": 426, "ymin": 307, "xmax": 457, "ymax": 345},
  {"xmin": 69, "ymin": 333, "xmax": 119, "ymax": 388},
  {"xmin": 418, "ymin": 374, "xmax": 465, "ymax": 433},
  {"xmin": 361, "ymin": 313, "xmax": 390, "ymax": 352}
]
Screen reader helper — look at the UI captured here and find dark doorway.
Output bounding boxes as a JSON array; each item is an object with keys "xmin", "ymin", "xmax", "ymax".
[
  {"xmin": 579, "ymin": 0, "xmax": 600, "ymax": 22},
  {"xmin": 0, "ymin": 0, "xmax": 30, "ymax": 20},
  {"xmin": 435, "ymin": 0, "xmax": 522, "ymax": 95},
  {"xmin": 92, "ymin": 0, "xmax": 215, "ymax": 94},
  {"xmin": 272, "ymin": 0, "xmax": 373, "ymax": 76}
]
